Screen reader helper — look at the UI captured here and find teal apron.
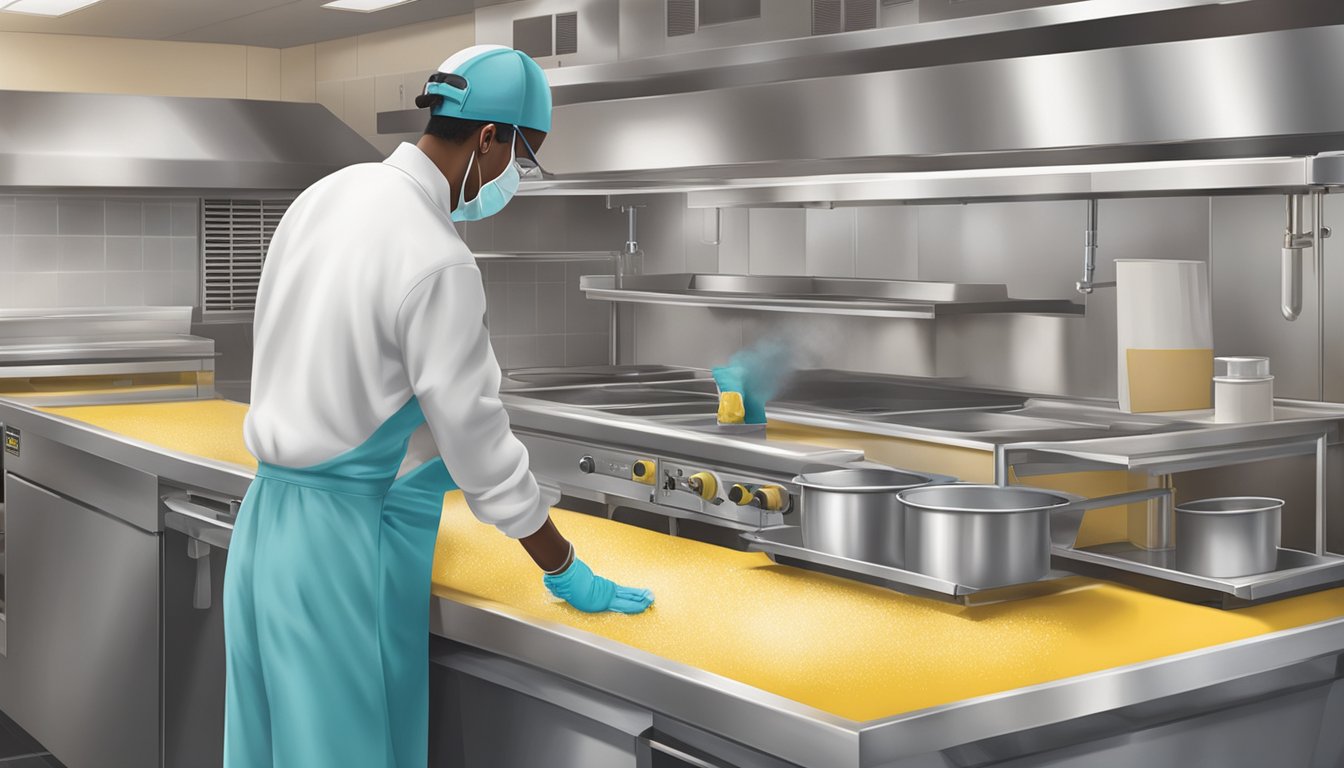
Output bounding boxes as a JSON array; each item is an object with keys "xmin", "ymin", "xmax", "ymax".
[{"xmin": 224, "ymin": 397, "xmax": 456, "ymax": 767}]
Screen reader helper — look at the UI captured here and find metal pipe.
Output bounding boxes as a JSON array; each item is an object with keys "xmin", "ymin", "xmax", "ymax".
[
  {"xmin": 1283, "ymin": 194, "xmax": 1308, "ymax": 321},
  {"xmin": 1076, "ymin": 199, "xmax": 1112, "ymax": 293},
  {"xmin": 1315, "ymin": 189, "xmax": 1330, "ymax": 400}
]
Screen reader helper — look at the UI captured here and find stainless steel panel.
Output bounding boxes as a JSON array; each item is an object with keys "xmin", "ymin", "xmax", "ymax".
[
  {"xmin": 1175, "ymin": 497, "xmax": 1282, "ymax": 578},
  {"xmin": 163, "ymin": 526, "xmax": 227, "ymax": 768},
  {"xmin": 0, "ymin": 90, "xmax": 377, "ymax": 190},
  {"xmin": 920, "ymin": 0, "xmax": 1084, "ymax": 22},
  {"xmin": 2, "ymin": 428, "xmax": 160, "ymax": 532},
  {"xmin": 548, "ymin": 0, "xmax": 1344, "ymax": 103},
  {"xmin": 430, "ymin": 644, "xmax": 648, "ymax": 768},
  {"xmin": 541, "ymin": 24, "xmax": 1344, "ymax": 178},
  {"xmin": 4, "ymin": 476, "xmax": 159, "ymax": 768}
]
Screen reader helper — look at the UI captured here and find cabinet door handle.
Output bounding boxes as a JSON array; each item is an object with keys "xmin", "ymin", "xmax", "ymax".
[{"xmin": 642, "ymin": 737, "xmax": 734, "ymax": 768}]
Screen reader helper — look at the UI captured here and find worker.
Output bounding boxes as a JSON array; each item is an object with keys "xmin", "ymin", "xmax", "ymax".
[{"xmin": 225, "ymin": 44, "xmax": 654, "ymax": 768}]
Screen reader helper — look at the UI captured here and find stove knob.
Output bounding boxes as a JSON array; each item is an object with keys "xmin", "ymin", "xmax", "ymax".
[
  {"xmin": 632, "ymin": 459, "xmax": 657, "ymax": 485},
  {"xmin": 728, "ymin": 484, "xmax": 754, "ymax": 506},
  {"xmin": 578, "ymin": 456, "xmax": 596, "ymax": 474},
  {"xmin": 753, "ymin": 485, "xmax": 789, "ymax": 512},
  {"xmin": 687, "ymin": 472, "xmax": 718, "ymax": 501}
]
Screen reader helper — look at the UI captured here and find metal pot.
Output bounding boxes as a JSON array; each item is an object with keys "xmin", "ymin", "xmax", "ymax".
[
  {"xmin": 899, "ymin": 485, "xmax": 1069, "ymax": 589},
  {"xmin": 795, "ymin": 468, "xmax": 942, "ymax": 568},
  {"xmin": 1175, "ymin": 497, "xmax": 1282, "ymax": 577}
]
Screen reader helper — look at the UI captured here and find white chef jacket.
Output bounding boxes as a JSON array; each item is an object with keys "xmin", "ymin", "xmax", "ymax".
[{"xmin": 244, "ymin": 142, "xmax": 549, "ymax": 539}]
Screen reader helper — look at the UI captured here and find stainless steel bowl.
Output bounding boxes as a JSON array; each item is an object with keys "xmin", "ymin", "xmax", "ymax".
[
  {"xmin": 796, "ymin": 468, "xmax": 939, "ymax": 568},
  {"xmin": 1175, "ymin": 497, "xmax": 1282, "ymax": 577},
  {"xmin": 898, "ymin": 484, "xmax": 1071, "ymax": 589}
]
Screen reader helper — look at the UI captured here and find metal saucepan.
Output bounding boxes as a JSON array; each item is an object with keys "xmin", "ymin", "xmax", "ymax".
[
  {"xmin": 794, "ymin": 468, "xmax": 951, "ymax": 568},
  {"xmin": 1175, "ymin": 496, "xmax": 1282, "ymax": 577},
  {"xmin": 897, "ymin": 484, "xmax": 1174, "ymax": 589}
]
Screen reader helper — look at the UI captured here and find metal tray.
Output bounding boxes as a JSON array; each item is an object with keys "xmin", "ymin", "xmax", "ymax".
[
  {"xmin": 742, "ymin": 526, "xmax": 1070, "ymax": 605},
  {"xmin": 1053, "ymin": 542, "xmax": 1344, "ymax": 605}
]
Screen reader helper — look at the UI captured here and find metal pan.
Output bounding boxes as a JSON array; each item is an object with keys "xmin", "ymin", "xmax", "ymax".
[
  {"xmin": 794, "ymin": 468, "xmax": 952, "ymax": 568},
  {"xmin": 898, "ymin": 484, "xmax": 1173, "ymax": 590},
  {"xmin": 1175, "ymin": 496, "xmax": 1283, "ymax": 577}
]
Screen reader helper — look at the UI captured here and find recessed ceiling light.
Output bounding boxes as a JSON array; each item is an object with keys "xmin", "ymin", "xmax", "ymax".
[
  {"xmin": 321, "ymin": 0, "xmax": 417, "ymax": 12},
  {"xmin": 1, "ymin": 0, "xmax": 105, "ymax": 16}
]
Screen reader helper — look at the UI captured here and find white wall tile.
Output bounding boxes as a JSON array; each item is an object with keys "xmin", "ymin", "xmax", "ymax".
[
  {"xmin": 13, "ymin": 235, "xmax": 58, "ymax": 271},
  {"xmin": 0, "ymin": 200, "xmax": 16, "ymax": 235},
  {"xmin": 171, "ymin": 201, "xmax": 199, "ymax": 237},
  {"xmin": 172, "ymin": 272, "xmax": 199, "ymax": 305},
  {"xmin": 143, "ymin": 271, "xmax": 175, "ymax": 305},
  {"xmin": 58, "ymin": 199, "xmax": 104, "ymax": 235},
  {"xmin": 536, "ymin": 284, "xmax": 565, "ymax": 330},
  {"xmin": 565, "ymin": 334, "xmax": 610, "ymax": 366},
  {"xmin": 104, "ymin": 272, "xmax": 144, "ymax": 305},
  {"xmin": 172, "ymin": 237, "xmax": 199, "ymax": 271},
  {"xmin": 531, "ymin": 335, "xmax": 567, "ymax": 367},
  {"xmin": 143, "ymin": 202, "xmax": 172, "ymax": 236},
  {"xmin": 59, "ymin": 236, "xmax": 104, "ymax": 271},
  {"xmin": 748, "ymin": 209, "xmax": 805, "ymax": 275},
  {"xmin": 0, "ymin": 235, "xmax": 12, "ymax": 273},
  {"xmin": 503, "ymin": 283, "xmax": 537, "ymax": 335},
  {"xmin": 56, "ymin": 272, "xmax": 105, "ymax": 306},
  {"xmin": 143, "ymin": 237, "xmax": 173, "ymax": 270},
  {"xmin": 15, "ymin": 198, "xmax": 58, "ymax": 235},
  {"xmin": 10, "ymin": 273, "xmax": 59, "ymax": 307},
  {"xmin": 105, "ymin": 200, "xmax": 142, "ymax": 236},
  {"xmin": 106, "ymin": 237, "xmax": 142, "ymax": 270}
]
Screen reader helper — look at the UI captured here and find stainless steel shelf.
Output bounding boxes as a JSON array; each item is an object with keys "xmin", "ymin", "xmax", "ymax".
[
  {"xmin": 743, "ymin": 526, "xmax": 1069, "ymax": 604},
  {"xmin": 580, "ymin": 274, "xmax": 1084, "ymax": 319},
  {"xmin": 472, "ymin": 251, "xmax": 616, "ymax": 262},
  {"xmin": 1054, "ymin": 543, "xmax": 1344, "ymax": 604}
]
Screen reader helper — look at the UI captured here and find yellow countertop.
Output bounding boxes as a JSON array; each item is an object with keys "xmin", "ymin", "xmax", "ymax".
[{"xmin": 39, "ymin": 399, "xmax": 1344, "ymax": 723}]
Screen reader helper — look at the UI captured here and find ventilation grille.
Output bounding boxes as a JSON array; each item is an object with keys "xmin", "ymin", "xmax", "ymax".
[
  {"xmin": 811, "ymin": 0, "xmax": 842, "ymax": 35},
  {"xmin": 513, "ymin": 14, "xmax": 554, "ymax": 59},
  {"xmin": 202, "ymin": 199, "xmax": 290, "ymax": 314},
  {"xmin": 667, "ymin": 0, "xmax": 696, "ymax": 36},
  {"xmin": 555, "ymin": 11, "xmax": 578, "ymax": 55},
  {"xmin": 844, "ymin": 0, "xmax": 878, "ymax": 30}
]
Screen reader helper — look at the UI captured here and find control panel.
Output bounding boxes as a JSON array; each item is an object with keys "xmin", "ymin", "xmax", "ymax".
[{"xmin": 521, "ymin": 434, "xmax": 797, "ymax": 530}]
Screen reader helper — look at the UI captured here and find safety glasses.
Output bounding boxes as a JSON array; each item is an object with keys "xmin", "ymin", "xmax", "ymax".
[{"xmin": 513, "ymin": 127, "xmax": 552, "ymax": 180}]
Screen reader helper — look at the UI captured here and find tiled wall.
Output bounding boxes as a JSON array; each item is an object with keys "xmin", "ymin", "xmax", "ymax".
[
  {"xmin": 0, "ymin": 195, "xmax": 199, "ymax": 309},
  {"xmin": 457, "ymin": 196, "xmax": 626, "ymax": 369}
]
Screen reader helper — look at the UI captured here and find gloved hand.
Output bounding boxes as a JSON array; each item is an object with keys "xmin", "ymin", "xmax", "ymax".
[{"xmin": 543, "ymin": 556, "xmax": 654, "ymax": 614}]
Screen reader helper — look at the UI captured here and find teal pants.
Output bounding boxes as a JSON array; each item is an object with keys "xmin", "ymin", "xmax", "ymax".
[{"xmin": 224, "ymin": 400, "xmax": 455, "ymax": 767}]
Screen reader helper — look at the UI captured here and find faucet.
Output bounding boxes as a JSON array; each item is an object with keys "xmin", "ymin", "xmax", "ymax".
[
  {"xmin": 1281, "ymin": 192, "xmax": 1329, "ymax": 321},
  {"xmin": 1075, "ymin": 199, "xmax": 1113, "ymax": 294}
]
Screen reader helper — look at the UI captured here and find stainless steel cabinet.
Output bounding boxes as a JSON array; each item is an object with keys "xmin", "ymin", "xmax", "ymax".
[{"xmin": 5, "ymin": 476, "xmax": 159, "ymax": 768}]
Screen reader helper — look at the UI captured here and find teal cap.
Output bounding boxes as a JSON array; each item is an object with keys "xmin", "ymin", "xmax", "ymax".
[{"xmin": 425, "ymin": 45, "xmax": 552, "ymax": 133}]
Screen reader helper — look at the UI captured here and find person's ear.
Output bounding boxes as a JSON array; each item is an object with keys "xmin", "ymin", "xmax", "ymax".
[{"xmin": 478, "ymin": 124, "xmax": 496, "ymax": 155}]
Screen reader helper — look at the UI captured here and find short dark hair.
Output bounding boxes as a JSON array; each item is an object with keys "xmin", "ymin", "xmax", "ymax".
[
  {"xmin": 422, "ymin": 115, "xmax": 515, "ymax": 145},
  {"xmin": 415, "ymin": 72, "xmax": 515, "ymax": 145}
]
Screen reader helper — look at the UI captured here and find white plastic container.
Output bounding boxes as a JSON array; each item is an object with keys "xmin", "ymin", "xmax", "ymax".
[
  {"xmin": 1214, "ymin": 356, "xmax": 1274, "ymax": 423},
  {"xmin": 1116, "ymin": 260, "xmax": 1214, "ymax": 413}
]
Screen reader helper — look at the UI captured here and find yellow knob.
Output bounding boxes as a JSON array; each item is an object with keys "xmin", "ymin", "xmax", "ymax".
[
  {"xmin": 728, "ymin": 484, "xmax": 754, "ymax": 506},
  {"xmin": 632, "ymin": 459, "xmax": 656, "ymax": 484},
  {"xmin": 687, "ymin": 472, "xmax": 718, "ymax": 501},
  {"xmin": 753, "ymin": 485, "xmax": 788, "ymax": 512},
  {"xmin": 717, "ymin": 391, "xmax": 745, "ymax": 425}
]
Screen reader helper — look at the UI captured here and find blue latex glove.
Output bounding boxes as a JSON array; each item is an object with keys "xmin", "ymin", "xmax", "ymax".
[{"xmin": 543, "ymin": 557, "xmax": 654, "ymax": 614}]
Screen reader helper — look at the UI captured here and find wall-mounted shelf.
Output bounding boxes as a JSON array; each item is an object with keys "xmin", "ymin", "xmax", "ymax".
[{"xmin": 579, "ymin": 274, "xmax": 1085, "ymax": 319}]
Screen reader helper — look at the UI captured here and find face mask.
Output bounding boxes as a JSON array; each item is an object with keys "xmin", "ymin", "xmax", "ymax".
[{"xmin": 451, "ymin": 132, "xmax": 520, "ymax": 223}]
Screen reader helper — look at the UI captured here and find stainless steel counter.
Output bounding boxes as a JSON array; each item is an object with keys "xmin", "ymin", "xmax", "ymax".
[{"xmin": 2, "ymin": 396, "xmax": 1343, "ymax": 768}]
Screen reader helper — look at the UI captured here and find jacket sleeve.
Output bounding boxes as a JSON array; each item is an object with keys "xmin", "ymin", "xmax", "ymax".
[{"xmin": 394, "ymin": 264, "xmax": 550, "ymax": 539}]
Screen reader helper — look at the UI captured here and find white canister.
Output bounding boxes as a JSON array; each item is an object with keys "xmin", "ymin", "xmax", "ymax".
[
  {"xmin": 1214, "ymin": 356, "xmax": 1274, "ymax": 423},
  {"xmin": 1116, "ymin": 260, "xmax": 1214, "ymax": 413}
]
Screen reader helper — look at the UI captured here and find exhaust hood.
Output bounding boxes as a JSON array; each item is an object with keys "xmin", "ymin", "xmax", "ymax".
[{"xmin": 0, "ymin": 90, "xmax": 380, "ymax": 190}]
